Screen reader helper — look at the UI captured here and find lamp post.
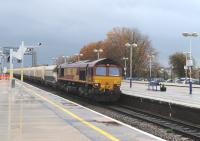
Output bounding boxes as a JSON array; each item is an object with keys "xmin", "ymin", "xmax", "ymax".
[
  {"xmin": 199, "ymin": 67, "xmax": 200, "ymax": 85},
  {"xmin": 93, "ymin": 49, "xmax": 103, "ymax": 59},
  {"xmin": 183, "ymin": 52, "xmax": 189, "ymax": 81},
  {"xmin": 160, "ymin": 68, "xmax": 166, "ymax": 81},
  {"xmin": 122, "ymin": 57, "xmax": 128, "ymax": 79},
  {"xmin": 62, "ymin": 56, "xmax": 69, "ymax": 64},
  {"xmin": 171, "ymin": 66, "xmax": 174, "ymax": 82},
  {"xmin": 125, "ymin": 43, "xmax": 138, "ymax": 88},
  {"xmin": 0, "ymin": 50, "xmax": 7, "ymax": 79},
  {"xmin": 75, "ymin": 53, "xmax": 83, "ymax": 61},
  {"xmin": 198, "ymin": 66, "xmax": 200, "ymax": 85},
  {"xmin": 0, "ymin": 50, "xmax": 3, "ymax": 74},
  {"xmin": 148, "ymin": 54, "xmax": 154, "ymax": 82},
  {"xmin": 182, "ymin": 32, "xmax": 198, "ymax": 94}
]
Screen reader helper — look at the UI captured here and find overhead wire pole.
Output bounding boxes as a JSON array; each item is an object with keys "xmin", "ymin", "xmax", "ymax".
[{"xmin": 12, "ymin": 41, "xmax": 42, "ymax": 82}]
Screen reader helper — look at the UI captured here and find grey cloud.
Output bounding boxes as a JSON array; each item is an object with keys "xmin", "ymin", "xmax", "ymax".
[{"xmin": 0, "ymin": 0, "xmax": 200, "ymax": 66}]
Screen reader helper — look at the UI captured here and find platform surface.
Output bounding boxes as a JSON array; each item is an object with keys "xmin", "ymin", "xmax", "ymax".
[
  {"xmin": 0, "ymin": 80, "xmax": 164, "ymax": 141},
  {"xmin": 121, "ymin": 81, "xmax": 200, "ymax": 109}
]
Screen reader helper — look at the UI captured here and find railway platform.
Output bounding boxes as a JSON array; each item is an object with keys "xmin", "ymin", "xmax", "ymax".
[
  {"xmin": 121, "ymin": 81, "xmax": 200, "ymax": 109},
  {"xmin": 0, "ymin": 80, "xmax": 164, "ymax": 141}
]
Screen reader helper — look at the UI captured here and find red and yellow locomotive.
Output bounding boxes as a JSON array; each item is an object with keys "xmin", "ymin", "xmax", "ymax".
[{"xmin": 57, "ymin": 58, "xmax": 122, "ymax": 102}]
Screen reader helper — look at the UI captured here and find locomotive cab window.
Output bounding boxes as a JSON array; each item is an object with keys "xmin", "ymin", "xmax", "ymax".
[
  {"xmin": 109, "ymin": 67, "xmax": 120, "ymax": 76},
  {"xmin": 95, "ymin": 67, "xmax": 106, "ymax": 76}
]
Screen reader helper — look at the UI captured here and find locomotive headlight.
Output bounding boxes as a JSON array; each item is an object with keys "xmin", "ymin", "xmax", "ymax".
[
  {"xmin": 94, "ymin": 83, "xmax": 100, "ymax": 87},
  {"xmin": 114, "ymin": 84, "xmax": 121, "ymax": 87}
]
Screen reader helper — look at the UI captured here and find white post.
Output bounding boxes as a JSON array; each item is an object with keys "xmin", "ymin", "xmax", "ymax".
[
  {"xmin": 130, "ymin": 46, "xmax": 133, "ymax": 80},
  {"xmin": 129, "ymin": 45, "xmax": 133, "ymax": 88},
  {"xmin": 97, "ymin": 52, "xmax": 100, "ymax": 59},
  {"xmin": 64, "ymin": 57, "xmax": 66, "ymax": 63},
  {"xmin": 189, "ymin": 38, "xmax": 192, "ymax": 84},
  {"xmin": 21, "ymin": 41, "xmax": 24, "ymax": 82},
  {"xmin": 150, "ymin": 56, "xmax": 152, "ymax": 81},
  {"xmin": 124, "ymin": 59, "xmax": 127, "ymax": 77},
  {"xmin": 21, "ymin": 54, "xmax": 24, "ymax": 82},
  {"xmin": 189, "ymin": 38, "xmax": 192, "ymax": 59},
  {"xmin": 0, "ymin": 56, "xmax": 2, "ymax": 74},
  {"xmin": 78, "ymin": 55, "xmax": 79, "ymax": 61},
  {"xmin": 188, "ymin": 37, "xmax": 192, "ymax": 94},
  {"xmin": 9, "ymin": 49, "xmax": 13, "ymax": 79}
]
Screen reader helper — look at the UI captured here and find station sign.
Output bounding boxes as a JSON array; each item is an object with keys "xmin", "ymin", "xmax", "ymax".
[
  {"xmin": 3, "ymin": 67, "xmax": 7, "ymax": 73},
  {"xmin": 184, "ymin": 65, "xmax": 188, "ymax": 70},
  {"xmin": 186, "ymin": 59, "xmax": 193, "ymax": 67}
]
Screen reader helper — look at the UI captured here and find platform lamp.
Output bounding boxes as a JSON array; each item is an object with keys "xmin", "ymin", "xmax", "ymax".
[
  {"xmin": 182, "ymin": 32, "xmax": 199, "ymax": 94},
  {"xmin": 62, "ymin": 56, "xmax": 69, "ymax": 64},
  {"xmin": 148, "ymin": 54, "xmax": 154, "ymax": 82},
  {"xmin": 93, "ymin": 49, "xmax": 103, "ymax": 59},
  {"xmin": 183, "ymin": 52, "xmax": 189, "ymax": 81},
  {"xmin": 125, "ymin": 42, "xmax": 138, "ymax": 88},
  {"xmin": 75, "ymin": 53, "xmax": 83, "ymax": 61}
]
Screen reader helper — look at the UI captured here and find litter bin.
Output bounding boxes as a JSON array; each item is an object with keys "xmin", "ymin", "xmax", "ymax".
[{"xmin": 11, "ymin": 78, "xmax": 15, "ymax": 88}]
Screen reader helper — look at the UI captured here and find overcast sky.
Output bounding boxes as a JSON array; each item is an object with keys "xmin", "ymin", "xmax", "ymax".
[{"xmin": 1, "ymin": 0, "xmax": 200, "ymax": 66}]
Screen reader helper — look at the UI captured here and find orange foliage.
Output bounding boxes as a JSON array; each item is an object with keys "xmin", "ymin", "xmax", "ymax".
[{"xmin": 79, "ymin": 27, "xmax": 157, "ymax": 77}]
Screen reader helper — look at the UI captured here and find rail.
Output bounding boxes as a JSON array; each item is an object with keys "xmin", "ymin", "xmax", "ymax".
[{"xmin": 106, "ymin": 104, "xmax": 200, "ymax": 140}]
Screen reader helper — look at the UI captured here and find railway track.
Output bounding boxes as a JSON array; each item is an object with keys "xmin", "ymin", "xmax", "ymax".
[{"xmin": 106, "ymin": 104, "xmax": 200, "ymax": 140}]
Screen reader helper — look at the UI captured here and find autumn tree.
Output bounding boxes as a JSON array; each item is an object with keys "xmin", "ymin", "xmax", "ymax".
[
  {"xmin": 80, "ymin": 27, "xmax": 158, "ymax": 78},
  {"xmin": 169, "ymin": 52, "xmax": 186, "ymax": 78},
  {"xmin": 80, "ymin": 41, "xmax": 104, "ymax": 60}
]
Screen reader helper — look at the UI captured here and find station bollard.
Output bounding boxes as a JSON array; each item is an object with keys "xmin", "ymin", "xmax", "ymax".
[
  {"xmin": 11, "ymin": 78, "xmax": 15, "ymax": 88},
  {"xmin": 189, "ymin": 81, "xmax": 192, "ymax": 94}
]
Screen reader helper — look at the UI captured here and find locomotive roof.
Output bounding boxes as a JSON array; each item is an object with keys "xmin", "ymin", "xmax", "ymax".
[{"xmin": 59, "ymin": 58, "xmax": 119, "ymax": 68}]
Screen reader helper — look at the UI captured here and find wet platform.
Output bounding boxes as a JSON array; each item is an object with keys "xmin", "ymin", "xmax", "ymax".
[
  {"xmin": 0, "ymin": 80, "xmax": 164, "ymax": 141},
  {"xmin": 121, "ymin": 81, "xmax": 200, "ymax": 109}
]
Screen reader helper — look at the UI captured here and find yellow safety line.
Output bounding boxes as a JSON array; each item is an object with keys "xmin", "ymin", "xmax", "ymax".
[{"xmin": 24, "ymin": 86, "xmax": 120, "ymax": 141}]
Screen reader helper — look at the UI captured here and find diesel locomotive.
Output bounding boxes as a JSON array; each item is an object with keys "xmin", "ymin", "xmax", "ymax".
[{"xmin": 13, "ymin": 58, "xmax": 122, "ymax": 102}]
